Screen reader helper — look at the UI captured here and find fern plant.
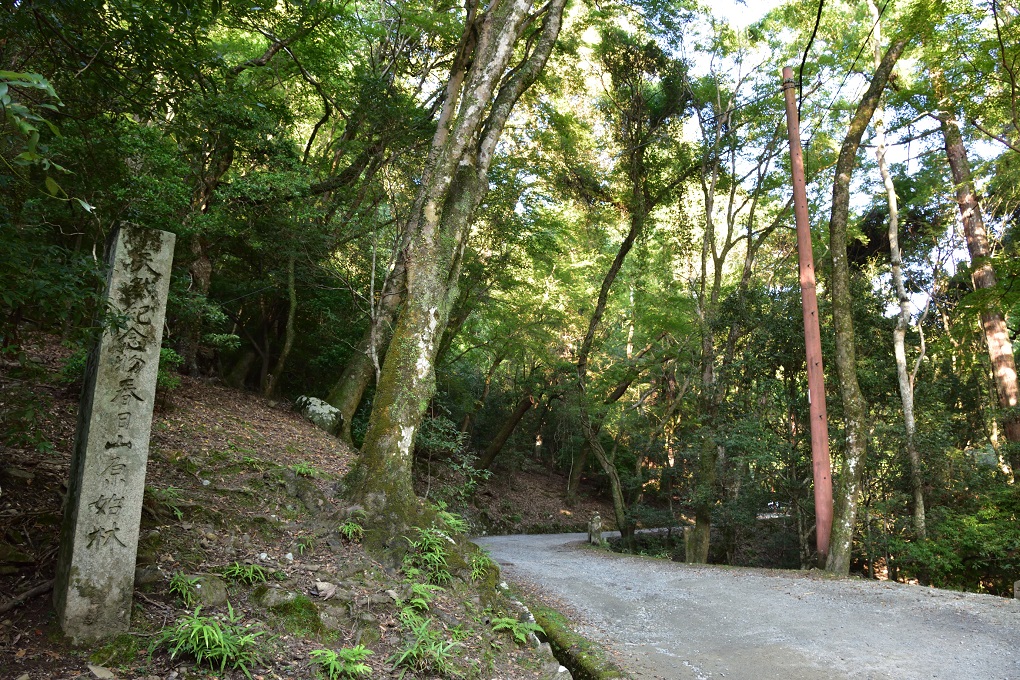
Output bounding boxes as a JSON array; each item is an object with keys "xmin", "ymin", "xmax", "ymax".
[
  {"xmin": 491, "ymin": 616, "xmax": 544, "ymax": 645},
  {"xmin": 390, "ymin": 614, "xmax": 460, "ymax": 678},
  {"xmin": 310, "ymin": 645, "xmax": 373, "ymax": 679},
  {"xmin": 406, "ymin": 582, "xmax": 445, "ymax": 613},
  {"xmin": 404, "ymin": 527, "xmax": 453, "ymax": 585},
  {"xmin": 469, "ymin": 550, "xmax": 494, "ymax": 582}
]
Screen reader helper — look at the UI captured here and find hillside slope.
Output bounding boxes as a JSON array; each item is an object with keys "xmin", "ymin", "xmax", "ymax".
[{"xmin": 0, "ymin": 337, "xmax": 601, "ymax": 679}]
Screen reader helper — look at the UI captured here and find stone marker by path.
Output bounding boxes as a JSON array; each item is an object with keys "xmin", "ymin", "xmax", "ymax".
[{"xmin": 54, "ymin": 227, "xmax": 175, "ymax": 642}]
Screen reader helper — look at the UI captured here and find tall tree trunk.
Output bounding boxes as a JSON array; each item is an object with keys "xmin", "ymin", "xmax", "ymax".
[
  {"xmin": 826, "ymin": 35, "xmax": 910, "ymax": 576},
  {"xmin": 344, "ymin": 0, "xmax": 568, "ymax": 550},
  {"xmin": 327, "ymin": 254, "xmax": 406, "ymax": 444},
  {"xmin": 460, "ymin": 352, "xmax": 505, "ymax": 435},
  {"xmin": 263, "ymin": 254, "xmax": 297, "ymax": 398},
  {"xmin": 476, "ymin": 393, "xmax": 535, "ymax": 470},
  {"xmin": 871, "ymin": 0, "xmax": 925, "ymax": 539},
  {"xmin": 575, "ymin": 205, "xmax": 647, "ymax": 544},
  {"xmin": 938, "ymin": 106, "xmax": 1020, "ymax": 466},
  {"xmin": 566, "ymin": 441, "xmax": 590, "ymax": 503}
]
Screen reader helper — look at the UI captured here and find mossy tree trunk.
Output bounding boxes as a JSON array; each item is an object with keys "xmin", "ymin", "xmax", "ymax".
[
  {"xmin": 826, "ymin": 35, "xmax": 910, "ymax": 576},
  {"xmin": 344, "ymin": 0, "xmax": 568, "ymax": 548}
]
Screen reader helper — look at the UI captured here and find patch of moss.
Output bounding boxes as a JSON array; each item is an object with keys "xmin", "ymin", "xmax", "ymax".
[
  {"xmin": 89, "ymin": 633, "xmax": 141, "ymax": 666},
  {"xmin": 270, "ymin": 595, "xmax": 325, "ymax": 638}
]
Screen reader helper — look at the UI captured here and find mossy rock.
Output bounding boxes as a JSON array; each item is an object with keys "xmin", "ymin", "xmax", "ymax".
[
  {"xmin": 192, "ymin": 574, "xmax": 229, "ymax": 607},
  {"xmin": 318, "ymin": 601, "xmax": 354, "ymax": 631},
  {"xmin": 253, "ymin": 585, "xmax": 298, "ymax": 608},
  {"xmin": 529, "ymin": 603, "xmax": 630, "ymax": 680}
]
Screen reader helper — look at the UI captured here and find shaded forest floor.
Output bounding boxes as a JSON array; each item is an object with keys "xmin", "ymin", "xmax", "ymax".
[{"xmin": 0, "ymin": 335, "xmax": 610, "ymax": 680}]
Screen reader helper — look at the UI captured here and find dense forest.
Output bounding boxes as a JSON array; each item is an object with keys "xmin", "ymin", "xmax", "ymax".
[{"xmin": 2, "ymin": 0, "xmax": 1019, "ymax": 595}]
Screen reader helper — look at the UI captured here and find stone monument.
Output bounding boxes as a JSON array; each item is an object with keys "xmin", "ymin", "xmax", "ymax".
[{"xmin": 54, "ymin": 226, "xmax": 175, "ymax": 642}]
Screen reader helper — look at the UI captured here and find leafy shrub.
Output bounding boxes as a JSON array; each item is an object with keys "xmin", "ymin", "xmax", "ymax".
[
  {"xmin": 58, "ymin": 344, "xmax": 183, "ymax": 396},
  {"xmin": 892, "ymin": 485, "xmax": 1020, "ymax": 595},
  {"xmin": 415, "ymin": 415, "xmax": 467, "ymax": 458},
  {"xmin": 156, "ymin": 347, "xmax": 184, "ymax": 392},
  {"xmin": 151, "ymin": 605, "xmax": 267, "ymax": 679}
]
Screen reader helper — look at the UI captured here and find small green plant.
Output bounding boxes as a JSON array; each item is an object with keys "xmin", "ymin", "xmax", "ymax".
[
  {"xmin": 404, "ymin": 527, "xmax": 453, "ymax": 585},
  {"xmin": 220, "ymin": 562, "xmax": 269, "ymax": 585},
  {"xmin": 309, "ymin": 645, "xmax": 373, "ymax": 679},
  {"xmin": 243, "ymin": 455, "xmax": 269, "ymax": 472},
  {"xmin": 390, "ymin": 614, "xmax": 460, "ymax": 678},
  {"xmin": 470, "ymin": 550, "xmax": 495, "ymax": 582},
  {"xmin": 438, "ymin": 451, "xmax": 492, "ymax": 508},
  {"xmin": 406, "ymin": 582, "xmax": 445, "ymax": 613},
  {"xmin": 338, "ymin": 518, "xmax": 364, "ymax": 543},
  {"xmin": 169, "ymin": 572, "xmax": 199, "ymax": 608},
  {"xmin": 296, "ymin": 536, "xmax": 315, "ymax": 555},
  {"xmin": 156, "ymin": 347, "xmax": 184, "ymax": 392},
  {"xmin": 151, "ymin": 604, "xmax": 266, "ymax": 679},
  {"xmin": 290, "ymin": 461, "xmax": 323, "ymax": 478},
  {"xmin": 435, "ymin": 502, "xmax": 468, "ymax": 535},
  {"xmin": 149, "ymin": 485, "xmax": 185, "ymax": 520},
  {"xmin": 491, "ymin": 616, "xmax": 544, "ymax": 645}
]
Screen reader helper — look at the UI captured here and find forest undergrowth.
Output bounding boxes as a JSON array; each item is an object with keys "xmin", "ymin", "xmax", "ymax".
[{"xmin": 0, "ymin": 335, "xmax": 609, "ymax": 680}]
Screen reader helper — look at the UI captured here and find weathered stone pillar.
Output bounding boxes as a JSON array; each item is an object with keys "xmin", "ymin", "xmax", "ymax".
[{"xmin": 54, "ymin": 227, "xmax": 175, "ymax": 642}]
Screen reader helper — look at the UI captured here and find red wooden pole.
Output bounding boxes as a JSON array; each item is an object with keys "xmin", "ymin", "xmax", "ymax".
[{"xmin": 781, "ymin": 67, "xmax": 833, "ymax": 561}]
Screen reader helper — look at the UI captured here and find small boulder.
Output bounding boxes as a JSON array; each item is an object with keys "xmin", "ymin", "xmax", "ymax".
[
  {"xmin": 254, "ymin": 587, "xmax": 298, "ymax": 608},
  {"xmin": 318, "ymin": 601, "xmax": 353, "ymax": 630},
  {"xmin": 294, "ymin": 396, "xmax": 341, "ymax": 434},
  {"xmin": 312, "ymin": 581, "xmax": 337, "ymax": 600},
  {"xmin": 192, "ymin": 574, "xmax": 229, "ymax": 607}
]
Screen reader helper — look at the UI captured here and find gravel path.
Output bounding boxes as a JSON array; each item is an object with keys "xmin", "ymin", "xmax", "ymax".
[{"xmin": 474, "ymin": 533, "xmax": 1020, "ymax": 680}]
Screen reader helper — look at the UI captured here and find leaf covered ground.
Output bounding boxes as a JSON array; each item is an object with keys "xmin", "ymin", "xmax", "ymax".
[{"xmin": 0, "ymin": 335, "xmax": 610, "ymax": 679}]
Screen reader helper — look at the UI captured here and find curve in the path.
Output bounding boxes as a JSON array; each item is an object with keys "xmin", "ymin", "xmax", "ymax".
[{"xmin": 474, "ymin": 532, "xmax": 1020, "ymax": 680}]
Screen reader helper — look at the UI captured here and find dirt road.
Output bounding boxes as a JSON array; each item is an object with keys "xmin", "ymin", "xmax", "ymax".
[{"xmin": 474, "ymin": 533, "xmax": 1020, "ymax": 680}]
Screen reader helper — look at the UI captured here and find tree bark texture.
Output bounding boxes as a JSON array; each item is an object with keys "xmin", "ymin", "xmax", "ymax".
[
  {"xmin": 938, "ymin": 112, "xmax": 1020, "ymax": 464},
  {"xmin": 566, "ymin": 440, "xmax": 591, "ymax": 503},
  {"xmin": 327, "ymin": 253, "xmax": 407, "ymax": 444},
  {"xmin": 476, "ymin": 393, "xmax": 535, "ymax": 470},
  {"xmin": 575, "ymin": 204, "xmax": 647, "ymax": 542},
  {"xmin": 826, "ymin": 35, "xmax": 910, "ymax": 576},
  {"xmin": 344, "ymin": 0, "xmax": 568, "ymax": 546},
  {"xmin": 460, "ymin": 352, "xmax": 505, "ymax": 435},
  {"xmin": 870, "ymin": 2, "xmax": 925, "ymax": 539},
  {"xmin": 263, "ymin": 254, "xmax": 297, "ymax": 398}
]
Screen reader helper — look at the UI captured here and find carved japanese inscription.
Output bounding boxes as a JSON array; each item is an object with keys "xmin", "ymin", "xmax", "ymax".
[{"xmin": 54, "ymin": 227, "xmax": 175, "ymax": 642}]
